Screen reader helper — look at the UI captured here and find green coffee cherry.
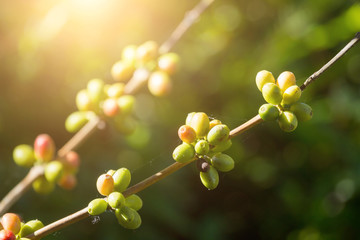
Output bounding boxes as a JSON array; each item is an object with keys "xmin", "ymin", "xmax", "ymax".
[
  {"xmin": 195, "ymin": 140, "xmax": 210, "ymax": 155},
  {"xmin": 106, "ymin": 83, "xmax": 125, "ymax": 98},
  {"xmin": 172, "ymin": 143, "xmax": 195, "ymax": 163},
  {"xmin": 108, "ymin": 192, "xmax": 126, "ymax": 209},
  {"xmin": 76, "ymin": 89, "xmax": 92, "ymax": 111},
  {"xmin": 255, "ymin": 70, "xmax": 275, "ymax": 92},
  {"xmin": 13, "ymin": 144, "xmax": 35, "ymax": 167},
  {"xmin": 189, "ymin": 112, "xmax": 210, "ymax": 138},
  {"xmin": 207, "ymin": 124, "xmax": 230, "ymax": 145},
  {"xmin": 87, "ymin": 79, "xmax": 105, "ymax": 104},
  {"xmin": 262, "ymin": 83, "xmax": 283, "ymax": 105},
  {"xmin": 125, "ymin": 194, "xmax": 143, "ymax": 211},
  {"xmin": 18, "ymin": 220, "xmax": 44, "ymax": 238},
  {"xmin": 290, "ymin": 102, "xmax": 313, "ymax": 122},
  {"xmin": 282, "ymin": 85, "xmax": 301, "ymax": 105},
  {"xmin": 113, "ymin": 168, "xmax": 131, "ymax": 192},
  {"xmin": 210, "ymin": 153, "xmax": 235, "ymax": 172},
  {"xmin": 258, "ymin": 103, "xmax": 280, "ymax": 121},
  {"xmin": 117, "ymin": 95, "xmax": 135, "ymax": 115},
  {"xmin": 200, "ymin": 166, "xmax": 219, "ymax": 190},
  {"xmin": 278, "ymin": 111, "xmax": 298, "ymax": 132},
  {"xmin": 115, "ymin": 206, "xmax": 141, "ymax": 229},
  {"xmin": 88, "ymin": 198, "xmax": 108, "ymax": 216},
  {"xmin": 65, "ymin": 111, "xmax": 91, "ymax": 133},
  {"xmin": 32, "ymin": 176, "xmax": 54, "ymax": 195},
  {"xmin": 44, "ymin": 161, "xmax": 64, "ymax": 183},
  {"xmin": 210, "ymin": 139, "xmax": 232, "ymax": 153}
]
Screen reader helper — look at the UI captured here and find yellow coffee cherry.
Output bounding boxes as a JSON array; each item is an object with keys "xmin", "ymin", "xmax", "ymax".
[
  {"xmin": 111, "ymin": 61, "xmax": 135, "ymax": 82},
  {"xmin": 282, "ymin": 85, "xmax": 302, "ymax": 105},
  {"xmin": 148, "ymin": 71, "xmax": 172, "ymax": 97},
  {"xmin": 121, "ymin": 45, "xmax": 137, "ymax": 64},
  {"xmin": 136, "ymin": 41, "xmax": 158, "ymax": 62},
  {"xmin": 255, "ymin": 70, "xmax": 275, "ymax": 92},
  {"xmin": 189, "ymin": 112, "xmax": 210, "ymax": 138},
  {"xmin": 277, "ymin": 71, "xmax": 296, "ymax": 93},
  {"xmin": 106, "ymin": 83, "xmax": 125, "ymax": 98},
  {"xmin": 76, "ymin": 89, "xmax": 92, "ymax": 111}
]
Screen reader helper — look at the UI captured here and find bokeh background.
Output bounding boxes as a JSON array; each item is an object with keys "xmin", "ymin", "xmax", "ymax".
[{"xmin": 1, "ymin": 0, "xmax": 360, "ymax": 239}]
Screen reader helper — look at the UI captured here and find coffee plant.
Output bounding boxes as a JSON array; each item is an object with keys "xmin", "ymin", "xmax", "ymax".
[{"xmin": 0, "ymin": 0, "xmax": 360, "ymax": 239}]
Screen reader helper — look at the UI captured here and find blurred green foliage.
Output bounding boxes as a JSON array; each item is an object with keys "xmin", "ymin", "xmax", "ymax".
[{"xmin": 1, "ymin": 0, "xmax": 360, "ymax": 239}]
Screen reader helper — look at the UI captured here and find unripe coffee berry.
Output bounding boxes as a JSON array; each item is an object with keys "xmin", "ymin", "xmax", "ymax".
[
  {"xmin": 262, "ymin": 83, "xmax": 283, "ymax": 105},
  {"xmin": 125, "ymin": 194, "xmax": 143, "ymax": 211},
  {"xmin": 113, "ymin": 168, "xmax": 131, "ymax": 193},
  {"xmin": 290, "ymin": 102, "xmax": 313, "ymax": 122},
  {"xmin": 256, "ymin": 70, "xmax": 275, "ymax": 92},
  {"xmin": 103, "ymin": 98, "xmax": 120, "ymax": 117},
  {"xmin": 115, "ymin": 206, "xmax": 142, "ymax": 230},
  {"xmin": 18, "ymin": 220, "xmax": 44, "ymax": 238},
  {"xmin": 106, "ymin": 83, "xmax": 125, "ymax": 98},
  {"xmin": 87, "ymin": 198, "xmax": 108, "ymax": 216},
  {"xmin": 32, "ymin": 176, "xmax": 54, "ymax": 195},
  {"xmin": 65, "ymin": 111, "xmax": 91, "ymax": 133},
  {"xmin": 117, "ymin": 95, "xmax": 135, "ymax": 116},
  {"xmin": 122, "ymin": 45, "xmax": 137, "ymax": 64},
  {"xmin": 210, "ymin": 153, "xmax": 235, "ymax": 172},
  {"xmin": 185, "ymin": 112, "xmax": 196, "ymax": 126},
  {"xmin": 111, "ymin": 61, "xmax": 135, "ymax": 82},
  {"xmin": 157, "ymin": 52, "xmax": 180, "ymax": 74},
  {"xmin": 96, "ymin": 174, "xmax": 114, "ymax": 196},
  {"xmin": 34, "ymin": 134, "xmax": 55, "ymax": 162},
  {"xmin": 172, "ymin": 143, "xmax": 195, "ymax": 163},
  {"xmin": 44, "ymin": 161, "xmax": 64, "ymax": 183},
  {"xmin": 258, "ymin": 103, "xmax": 280, "ymax": 121},
  {"xmin": 209, "ymin": 119, "xmax": 222, "ymax": 129},
  {"xmin": 210, "ymin": 139, "xmax": 232, "ymax": 153},
  {"xmin": 148, "ymin": 71, "xmax": 172, "ymax": 97},
  {"xmin": 277, "ymin": 71, "xmax": 296, "ymax": 93},
  {"xmin": 1, "ymin": 213, "xmax": 21, "ymax": 235},
  {"xmin": 189, "ymin": 112, "xmax": 210, "ymax": 138},
  {"xmin": 278, "ymin": 111, "xmax": 298, "ymax": 132},
  {"xmin": 0, "ymin": 230, "xmax": 15, "ymax": 240},
  {"xmin": 178, "ymin": 125, "xmax": 197, "ymax": 144},
  {"xmin": 200, "ymin": 166, "xmax": 219, "ymax": 190},
  {"xmin": 87, "ymin": 78, "xmax": 105, "ymax": 104},
  {"xmin": 76, "ymin": 89, "xmax": 92, "ymax": 111},
  {"xmin": 195, "ymin": 140, "xmax": 210, "ymax": 155},
  {"xmin": 207, "ymin": 124, "xmax": 230, "ymax": 145},
  {"xmin": 282, "ymin": 85, "xmax": 301, "ymax": 105},
  {"xmin": 13, "ymin": 144, "xmax": 35, "ymax": 167},
  {"xmin": 108, "ymin": 192, "xmax": 126, "ymax": 209},
  {"xmin": 136, "ymin": 41, "xmax": 158, "ymax": 62}
]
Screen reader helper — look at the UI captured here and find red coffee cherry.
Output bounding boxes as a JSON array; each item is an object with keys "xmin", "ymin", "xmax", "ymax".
[
  {"xmin": 34, "ymin": 134, "xmax": 55, "ymax": 162},
  {"xmin": 62, "ymin": 151, "xmax": 80, "ymax": 174},
  {"xmin": 0, "ymin": 229, "xmax": 15, "ymax": 240},
  {"xmin": 1, "ymin": 213, "xmax": 21, "ymax": 235},
  {"xmin": 58, "ymin": 174, "xmax": 77, "ymax": 190}
]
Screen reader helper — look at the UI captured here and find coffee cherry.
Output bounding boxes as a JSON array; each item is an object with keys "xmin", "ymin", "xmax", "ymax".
[
  {"xmin": 44, "ymin": 161, "xmax": 64, "ymax": 183},
  {"xmin": 0, "ymin": 230, "xmax": 15, "ymax": 240},
  {"xmin": 87, "ymin": 79, "xmax": 105, "ymax": 104},
  {"xmin": 106, "ymin": 83, "xmax": 125, "ymax": 98},
  {"xmin": 108, "ymin": 192, "xmax": 126, "ymax": 209},
  {"xmin": 195, "ymin": 140, "xmax": 210, "ymax": 155},
  {"xmin": 189, "ymin": 112, "xmax": 210, "ymax": 138},
  {"xmin": 13, "ymin": 144, "xmax": 35, "ymax": 167},
  {"xmin": 113, "ymin": 115, "xmax": 137, "ymax": 135},
  {"xmin": 57, "ymin": 174, "xmax": 77, "ymax": 190},
  {"xmin": 96, "ymin": 174, "xmax": 114, "ymax": 196},
  {"xmin": 125, "ymin": 194, "xmax": 143, "ymax": 211},
  {"xmin": 207, "ymin": 124, "xmax": 230, "ymax": 145},
  {"xmin": 113, "ymin": 168, "xmax": 131, "ymax": 193},
  {"xmin": 34, "ymin": 134, "xmax": 55, "ymax": 162},
  {"xmin": 278, "ymin": 111, "xmax": 298, "ymax": 132},
  {"xmin": 65, "ymin": 111, "xmax": 95, "ymax": 133},
  {"xmin": 282, "ymin": 85, "xmax": 301, "ymax": 105},
  {"xmin": 209, "ymin": 119, "xmax": 222, "ymax": 130},
  {"xmin": 262, "ymin": 83, "xmax": 283, "ymax": 105},
  {"xmin": 196, "ymin": 158, "xmax": 210, "ymax": 172},
  {"xmin": 258, "ymin": 103, "xmax": 280, "ymax": 121},
  {"xmin": 157, "ymin": 52, "xmax": 180, "ymax": 74},
  {"xmin": 256, "ymin": 70, "xmax": 275, "ymax": 92},
  {"xmin": 32, "ymin": 176, "xmax": 54, "ymax": 195},
  {"xmin": 106, "ymin": 169, "xmax": 116, "ymax": 176},
  {"xmin": 111, "ymin": 61, "xmax": 135, "ymax": 82},
  {"xmin": 117, "ymin": 95, "xmax": 135, "ymax": 116},
  {"xmin": 200, "ymin": 166, "xmax": 219, "ymax": 190},
  {"xmin": 277, "ymin": 71, "xmax": 296, "ymax": 93},
  {"xmin": 62, "ymin": 151, "xmax": 80, "ymax": 174},
  {"xmin": 172, "ymin": 143, "xmax": 195, "ymax": 163},
  {"xmin": 210, "ymin": 153, "xmax": 235, "ymax": 172},
  {"xmin": 290, "ymin": 102, "xmax": 313, "ymax": 122},
  {"xmin": 1, "ymin": 213, "xmax": 21, "ymax": 235},
  {"xmin": 178, "ymin": 125, "xmax": 197, "ymax": 144},
  {"xmin": 76, "ymin": 89, "xmax": 92, "ymax": 111},
  {"xmin": 210, "ymin": 139, "xmax": 232, "ymax": 153},
  {"xmin": 185, "ymin": 112, "xmax": 196, "ymax": 126},
  {"xmin": 87, "ymin": 198, "xmax": 108, "ymax": 216},
  {"xmin": 102, "ymin": 98, "xmax": 119, "ymax": 117},
  {"xmin": 136, "ymin": 41, "xmax": 158, "ymax": 62},
  {"xmin": 148, "ymin": 71, "xmax": 172, "ymax": 97},
  {"xmin": 18, "ymin": 220, "xmax": 44, "ymax": 238},
  {"xmin": 122, "ymin": 45, "xmax": 137, "ymax": 64},
  {"xmin": 115, "ymin": 206, "xmax": 141, "ymax": 230}
]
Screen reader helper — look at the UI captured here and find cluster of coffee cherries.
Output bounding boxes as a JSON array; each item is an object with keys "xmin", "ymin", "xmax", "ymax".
[
  {"xmin": 12, "ymin": 134, "xmax": 80, "ymax": 194},
  {"xmin": 256, "ymin": 70, "xmax": 313, "ymax": 132},
  {"xmin": 87, "ymin": 168, "xmax": 143, "ymax": 230},
  {"xmin": 172, "ymin": 112, "xmax": 235, "ymax": 190},
  {"xmin": 0, "ymin": 212, "xmax": 44, "ymax": 240}
]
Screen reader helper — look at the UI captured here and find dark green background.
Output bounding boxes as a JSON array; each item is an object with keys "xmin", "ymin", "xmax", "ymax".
[{"xmin": 1, "ymin": 0, "xmax": 360, "ymax": 239}]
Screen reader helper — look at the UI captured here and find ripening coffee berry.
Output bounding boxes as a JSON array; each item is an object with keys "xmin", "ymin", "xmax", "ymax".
[
  {"xmin": 258, "ymin": 103, "xmax": 280, "ymax": 121},
  {"xmin": 290, "ymin": 102, "xmax": 313, "ymax": 122},
  {"xmin": 209, "ymin": 119, "xmax": 222, "ymax": 130},
  {"xmin": 44, "ymin": 161, "xmax": 64, "ymax": 183},
  {"xmin": 148, "ymin": 71, "xmax": 172, "ymax": 97},
  {"xmin": 65, "ymin": 111, "xmax": 91, "ymax": 133},
  {"xmin": 57, "ymin": 174, "xmax": 77, "ymax": 190},
  {"xmin": 210, "ymin": 139, "xmax": 232, "ymax": 153},
  {"xmin": 178, "ymin": 125, "xmax": 197, "ymax": 144},
  {"xmin": 189, "ymin": 112, "xmax": 210, "ymax": 138},
  {"xmin": 96, "ymin": 174, "xmax": 114, "ymax": 196},
  {"xmin": 125, "ymin": 194, "xmax": 143, "ymax": 211},
  {"xmin": 62, "ymin": 151, "xmax": 80, "ymax": 173},
  {"xmin": 115, "ymin": 206, "xmax": 142, "ymax": 230},
  {"xmin": 87, "ymin": 79, "xmax": 105, "ymax": 104},
  {"xmin": 210, "ymin": 153, "xmax": 235, "ymax": 172},
  {"xmin": 111, "ymin": 61, "xmax": 135, "ymax": 82},
  {"xmin": 32, "ymin": 176, "xmax": 54, "ymax": 195},
  {"xmin": 0, "ymin": 230, "xmax": 15, "ymax": 240},
  {"xmin": 18, "ymin": 220, "xmax": 44, "ymax": 238},
  {"xmin": 262, "ymin": 83, "xmax": 283, "ymax": 105},
  {"xmin": 136, "ymin": 41, "xmax": 158, "ymax": 62},
  {"xmin": 117, "ymin": 95, "xmax": 135, "ymax": 115},
  {"xmin": 256, "ymin": 70, "xmax": 276, "ymax": 92},
  {"xmin": 102, "ymin": 98, "xmax": 120, "ymax": 117},
  {"xmin": 195, "ymin": 140, "xmax": 210, "ymax": 155},
  {"xmin": 282, "ymin": 85, "xmax": 301, "ymax": 105},
  {"xmin": 122, "ymin": 45, "xmax": 137, "ymax": 64},
  {"xmin": 157, "ymin": 52, "xmax": 180, "ymax": 74},
  {"xmin": 207, "ymin": 124, "xmax": 230, "ymax": 145},
  {"xmin": 108, "ymin": 192, "xmax": 126, "ymax": 209},
  {"xmin": 13, "ymin": 144, "xmax": 35, "ymax": 167},
  {"xmin": 277, "ymin": 71, "xmax": 296, "ymax": 93},
  {"xmin": 1, "ymin": 213, "xmax": 21, "ymax": 235},
  {"xmin": 278, "ymin": 111, "xmax": 298, "ymax": 132},
  {"xmin": 113, "ymin": 168, "xmax": 131, "ymax": 193},
  {"xmin": 106, "ymin": 83, "xmax": 125, "ymax": 98},
  {"xmin": 172, "ymin": 143, "xmax": 195, "ymax": 163},
  {"xmin": 87, "ymin": 198, "xmax": 108, "ymax": 216},
  {"xmin": 200, "ymin": 166, "xmax": 219, "ymax": 190},
  {"xmin": 34, "ymin": 134, "xmax": 55, "ymax": 162},
  {"xmin": 76, "ymin": 89, "xmax": 92, "ymax": 111}
]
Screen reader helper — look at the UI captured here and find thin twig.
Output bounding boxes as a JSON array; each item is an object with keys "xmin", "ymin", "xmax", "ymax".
[
  {"xmin": 300, "ymin": 32, "xmax": 360, "ymax": 91},
  {"xmin": 229, "ymin": 115, "xmax": 263, "ymax": 138}
]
